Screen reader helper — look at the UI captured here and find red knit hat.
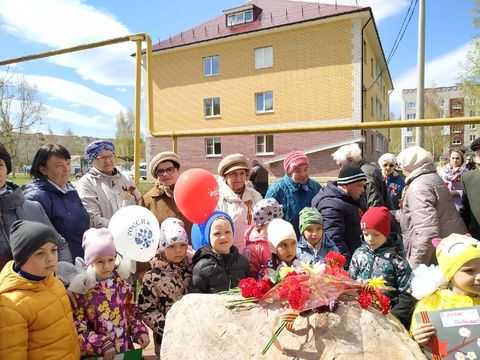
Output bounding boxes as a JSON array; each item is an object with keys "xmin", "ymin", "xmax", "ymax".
[
  {"xmin": 283, "ymin": 151, "xmax": 309, "ymax": 175},
  {"xmin": 360, "ymin": 206, "xmax": 391, "ymax": 238}
]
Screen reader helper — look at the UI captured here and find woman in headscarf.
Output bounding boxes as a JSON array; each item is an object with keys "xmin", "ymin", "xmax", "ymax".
[{"xmin": 378, "ymin": 153, "xmax": 405, "ymax": 210}]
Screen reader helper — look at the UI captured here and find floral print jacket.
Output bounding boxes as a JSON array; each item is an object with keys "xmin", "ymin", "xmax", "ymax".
[
  {"xmin": 138, "ymin": 254, "xmax": 192, "ymax": 346},
  {"xmin": 73, "ymin": 271, "xmax": 148, "ymax": 356}
]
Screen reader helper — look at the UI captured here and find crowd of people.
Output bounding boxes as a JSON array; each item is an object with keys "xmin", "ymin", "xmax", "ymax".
[{"xmin": 2, "ymin": 137, "xmax": 480, "ymax": 359}]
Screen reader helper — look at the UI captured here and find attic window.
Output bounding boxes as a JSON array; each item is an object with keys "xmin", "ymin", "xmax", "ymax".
[{"xmin": 227, "ymin": 9, "xmax": 254, "ymax": 26}]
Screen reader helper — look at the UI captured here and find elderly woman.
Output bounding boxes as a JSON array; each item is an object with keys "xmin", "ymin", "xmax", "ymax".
[
  {"xmin": 0, "ymin": 144, "xmax": 72, "ymax": 269},
  {"xmin": 23, "ymin": 144, "xmax": 90, "ymax": 259},
  {"xmin": 217, "ymin": 153, "xmax": 262, "ymax": 252},
  {"xmin": 140, "ymin": 151, "xmax": 192, "ymax": 236},
  {"xmin": 266, "ymin": 151, "xmax": 321, "ymax": 238},
  {"xmin": 332, "ymin": 143, "xmax": 390, "ymax": 210},
  {"xmin": 396, "ymin": 146, "xmax": 467, "ymax": 268},
  {"xmin": 378, "ymin": 153, "xmax": 405, "ymax": 210},
  {"xmin": 439, "ymin": 149, "xmax": 466, "ymax": 212},
  {"xmin": 76, "ymin": 140, "xmax": 140, "ymax": 228}
]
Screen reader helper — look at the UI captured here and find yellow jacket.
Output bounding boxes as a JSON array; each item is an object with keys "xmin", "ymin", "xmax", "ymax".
[
  {"xmin": 0, "ymin": 261, "xmax": 80, "ymax": 360},
  {"xmin": 410, "ymin": 288, "xmax": 480, "ymax": 333}
]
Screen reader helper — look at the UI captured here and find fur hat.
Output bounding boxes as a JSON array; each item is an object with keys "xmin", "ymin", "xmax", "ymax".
[
  {"xmin": 436, "ymin": 234, "xmax": 480, "ymax": 281},
  {"xmin": 159, "ymin": 218, "xmax": 188, "ymax": 249},
  {"xmin": 360, "ymin": 206, "xmax": 391, "ymax": 238},
  {"xmin": 217, "ymin": 153, "xmax": 249, "ymax": 177},
  {"xmin": 267, "ymin": 218, "xmax": 297, "ymax": 250},
  {"xmin": 149, "ymin": 151, "xmax": 180, "ymax": 178},
  {"xmin": 253, "ymin": 198, "xmax": 284, "ymax": 226},
  {"xmin": 283, "ymin": 151, "xmax": 309, "ymax": 175},
  {"xmin": 82, "ymin": 228, "xmax": 116, "ymax": 265}
]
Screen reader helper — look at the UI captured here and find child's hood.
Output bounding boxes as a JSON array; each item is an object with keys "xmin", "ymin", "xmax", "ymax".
[{"xmin": 0, "ymin": 261, "xmax": 54, "ymax": 295}]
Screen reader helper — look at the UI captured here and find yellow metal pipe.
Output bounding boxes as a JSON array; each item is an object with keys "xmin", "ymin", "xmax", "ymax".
[
  {"xmin": 150, "ymin": 117, "xmax": 480, "ymax": 138},
  {"xmin": 133, "ymin": 40, "xmax": 142, "ymax": 186},
  {"xmin": 145, "ymin": 35, "xmax": 154, "ymax": 154},
  {"xmin": 0, "ymin": 34, "xmax": 147, "ymax": 66}
]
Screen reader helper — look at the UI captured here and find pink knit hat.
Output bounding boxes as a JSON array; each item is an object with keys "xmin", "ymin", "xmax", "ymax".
[
  {"xmin": 82, "ymin": 228, "xmax": 116, "ymax": 265},
  {"xmin": 283, "ymin": 151, "xmax": 309, "ymax": 175}
]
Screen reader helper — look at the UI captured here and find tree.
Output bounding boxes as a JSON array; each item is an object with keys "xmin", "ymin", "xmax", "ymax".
[
  {"xmin": 0, "ymin": 69, "xmax": 45, "ymax": 173},
  {"xmin": 462, "ymin": 1, "xmax": 480, "ymax": 113},
  {"xmin": 114, "ymin": 110, "xmax": 135, "ymax": 161}
]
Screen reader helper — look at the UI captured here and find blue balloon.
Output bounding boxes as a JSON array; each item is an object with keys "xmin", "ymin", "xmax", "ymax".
[{"xmin": 191, "ymin": 222, "xmax": 207, "ymax": 250}]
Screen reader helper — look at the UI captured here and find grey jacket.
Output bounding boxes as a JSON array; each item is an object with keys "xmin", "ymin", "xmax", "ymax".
[
  {"xmin": 359, "ymin": 161, "xmax": 391, "ymax": 210},
  {"xmin": 0, "ymin": 182, "xmax": 72, "ymax": 268},
  {"xmin": 397, "ymin": 164, "xmax": 467, "ymax": 268},
  {"xmin": 76, "ymin": 167, "xmax": 140, "ymax": 228}
]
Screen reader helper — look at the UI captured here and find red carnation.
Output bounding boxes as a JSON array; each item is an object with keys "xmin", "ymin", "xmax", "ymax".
[
  {"xmin": 325, "ymin": 266, "xmax": 351, "ymax": 278},
  {"xmin": 255, "ymin": 279, "xmax": 273, "ymax": 299},
  {"xmin": 358, "ymin": 289, "xmax": 373, "ymax": 309},
  {"xmin": 377, "ymin": 293, "xmax": 391, "ymax": 315},
  {"xmin": 325, "ymin": 251, "xmax": 347, "ymax": 269},
  {"xmin": 288, "ymin": 286, "xmax": 310, "ymax": 311},
  {"xmin": 239, "ymin": 277, "xmax": 258, "ymax": 298}
]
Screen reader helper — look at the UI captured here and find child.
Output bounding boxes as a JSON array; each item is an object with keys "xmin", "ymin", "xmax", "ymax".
[
  {"xmin": 191, "ymin": 211, "xmax": 249, "ymax": 293},
  {"xmin": 72, "ymin": 228, "xmax": 150, "ymax": 359},
  {"xmin": 0, "ymin": 220, "xmax": 80, "ymax": 359},
  {"xmin": 411, "ymin": 234, "xmax": 480, "ymax": 346},
  {"xmin": 243, "ymin": 198, "xmax": 283, "ymax": 277},
  {"xmin": 267, "ymin": 218, "xmax": 298, "ymax": 270},
  {"xmin": 138, "ymin": 218, "xmax": 192, "ymax": 357},
  {"xmin": 297, "ymin": 207, "xmax": 338, "ymax": 265},
  {"xmin": 349, "ymin": 206, "xmax": 415, "ymax": 328}
]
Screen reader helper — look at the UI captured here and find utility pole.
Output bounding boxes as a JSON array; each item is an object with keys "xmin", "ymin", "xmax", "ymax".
[{"xmin": 416, "ymin": 0, "xmax": 426, "ymax": 147}]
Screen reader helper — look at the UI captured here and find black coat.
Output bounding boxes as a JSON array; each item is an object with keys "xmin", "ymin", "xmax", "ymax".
[
  {"xmin": 312, "ymin": 182, "xmax": 362, "ymax": 263},
  {"xmin": 190, "ymin": 245, "xmax": 249, "ymax": 294}
]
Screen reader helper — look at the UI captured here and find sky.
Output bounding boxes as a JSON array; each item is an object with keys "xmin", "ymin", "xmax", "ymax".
[{"xmin": 0, "ymin": 0, "xmax": 477, "ymax": 137}]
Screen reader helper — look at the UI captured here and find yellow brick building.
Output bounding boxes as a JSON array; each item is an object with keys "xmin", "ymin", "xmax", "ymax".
[{"xmin": 148, "ymin": 0, "xmax": 393, "ymax": 177}]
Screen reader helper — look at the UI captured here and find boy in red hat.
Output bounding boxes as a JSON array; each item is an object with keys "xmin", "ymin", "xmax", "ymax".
[{"xmin": 349, "ymin": 206, "xmax": 415, "ymax": 328}]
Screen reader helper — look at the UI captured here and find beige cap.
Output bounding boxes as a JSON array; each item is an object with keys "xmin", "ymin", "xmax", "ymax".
[
  {"xmin": 149, "ymin": 151, "xmax": 181, "ymax": 178},
  {"xmin": 217, "ymin": 153, "xmax": 250, "ymax": 176}
]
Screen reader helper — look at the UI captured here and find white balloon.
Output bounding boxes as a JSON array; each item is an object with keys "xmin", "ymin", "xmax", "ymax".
[{"xmin": 108, "ymin": 205, "xmax": 160, "ymax": 262}]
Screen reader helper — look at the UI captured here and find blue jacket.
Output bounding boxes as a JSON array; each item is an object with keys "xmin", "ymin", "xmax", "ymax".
[
  {"xmin": 386, "ymin": 173, "xmax": 405, "ymax": 210},
  {"xmin": 23, "ymin": 179, "xmax": 90, "ymax": 259},
  {"xmin": 265, "ymin": 176, "xmax": 321, "ymax": 237},
  {"xmin": 311, "ymin": 181, "xmax": 362, "ymax": 263},
  {"xmin": 296, "ymin": 235, "xmax": 338, "ymax": 266}
]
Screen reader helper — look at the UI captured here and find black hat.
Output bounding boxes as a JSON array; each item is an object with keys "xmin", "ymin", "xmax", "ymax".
[
  {"xmin": 0, "ymin": 143, "xmax": 12, "ymax": 174},
  {"xmin": 9, "ymin": 220, "xmax": 58, "ymax": 267},
  {"xmin": 471, "ymin": 138, "xmax": 480, "ymax": 152},
  {"xmin": 337, "ymin": 166, "xmax": 367, "ymax": 185}
]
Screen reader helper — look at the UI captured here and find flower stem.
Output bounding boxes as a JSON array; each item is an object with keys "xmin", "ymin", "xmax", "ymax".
[{"xmin": 261, "ymin": 321, "xmax": 287, "ymax": 355}]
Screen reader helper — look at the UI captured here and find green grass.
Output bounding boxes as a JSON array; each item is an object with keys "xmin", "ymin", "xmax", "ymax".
[{"xmin": 7, "ymin": 174, "xmax": 32, "ymax": 186}]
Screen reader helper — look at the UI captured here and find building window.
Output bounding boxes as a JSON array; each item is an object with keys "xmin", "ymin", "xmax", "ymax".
[
  {"xmin": 407, "ymin": 102, "xmax": 415, "ymax": 109},
  {"xmin": 203, "ymin": 55, "xmax": 219, "ymax": 76},
  {"xmin": 452, "ymin": 139, "xmax": 462, "ymax": 145},
  {"xmin": 406, "ymin": 113, "xmax": 416, "ymax": 120},
  {"xmin": 405, "ymin": 136, "xmax": 414, "ymax": 144},
  {"xmin": 406, "ymin": 127, "xmax": 413, "ymax": 133},
  {"xmin": 256, "ymin": 135, "xmax": 274, "ymax": 154},
  {"xmin": 205, "ymin": 137, "xmax": 222, "ymax": 156},
  {"xmin": 204, "ymin": 97, "xmax": 220, "ymax": 117},
  {"xmin": 375, "ymin": 134, "xmax": 383, "ymax": 152},
  {"xmin": 452, "ymin": 103, "xmax": 463, "ymax": 110},
  {"xmin": 255, "ymin": 91, "xmax": 273, "ymax": 113},
  {"xmin": 470, "ymin": 134, "xmax": 477, "ymax": 142},
  {"xmin": 227, "ymin": 9, "xmax": 253, "ymax": 26},
  {"xmin": 255, "ymin": 46, "xmax": 273, "ymax": 69},
  {"xmin": 470, "ymin": 110, "xmax": 476, "ymax": 117},
  {"xmin": 370, "ymin": 97, "xmax": 374, "ymax": 117},
  {"xmin": 470, "ymin": 124, "xmax": 476, "ymax": 129}
]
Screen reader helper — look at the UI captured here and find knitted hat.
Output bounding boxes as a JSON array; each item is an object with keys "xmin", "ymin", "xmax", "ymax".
[
  {"xmin": 9, "ymin": 220, "xmax": 58, "ymax": 267},
  {"xmin": 299, "ymin": 207, "xmax": 323, "ymax": 234},
  {"xmin": 360, "ymin": 206, "xmax": 391, "ymax": 238},
  {"xmin": 283, "ymin": 151, "xmax": 309, "ymax": 175},
  {"xmin": 397, "ymin": 146, "xmax": 433, "ymax": 173},
  {"xmin": 159, "ymin": 218, "xmax": 188, "ymax": 249},
  {"xmin": 217, "ymin": 153, "xmax": 249, "ymax": 177},
  {"xmin": 436, "ymin": 234, "xmax": 480, "ymax": 281},
  {"xmin": 149, "ymin": 151, "xmax": 181, "ymax": 178},
  {"xmin": 337, "ymin": 165, "xmax": 367, "ymax": 185},
  {"xmin": 0, "ymin": 143, "xmax": 12, "ymax": 174},
  {"xmin": 267, "ymin": 218, "xmax": 297, "ymax": 249},
  {"xmin": 82, "ymin": 228, "xmax": 116, "ymax": 265},
  {"xmin": 84, "ymin": 140, "xmax": 115, "ymax": 162},
  {"xmin": 205, "ymin": 211, "xmax": 235, "ymax": 245},
  {"xmin": 471, "ymin": 138, "xmax": 480, "ymax": 152},
  {"xmin": 378, "ymin": 153, "xmax": 397, "ymax": 167},
  {"xmin": 253, "ymin": 198, "xmax": 284, "ymax": 226}
]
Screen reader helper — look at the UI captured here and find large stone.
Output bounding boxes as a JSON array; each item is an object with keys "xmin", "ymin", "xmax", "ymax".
[{"xmin": 161, "ymin": 294, "xmax": 427, "ymax": 359}]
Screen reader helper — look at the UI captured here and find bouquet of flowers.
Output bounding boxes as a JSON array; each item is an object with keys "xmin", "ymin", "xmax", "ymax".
[{"xmin": 225, "ymin": 251, "xmax": 391, "ymax": 355}]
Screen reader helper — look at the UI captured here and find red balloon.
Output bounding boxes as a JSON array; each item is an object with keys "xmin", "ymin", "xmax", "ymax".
[{"xmin": 174, "ymin": 168, "xmax": 219, "ymax": 224}]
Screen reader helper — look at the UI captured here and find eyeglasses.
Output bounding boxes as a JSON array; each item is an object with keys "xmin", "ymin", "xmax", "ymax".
[{"xmin": 156, "ymin": 166, "xmax": 176, "ymax": 176}]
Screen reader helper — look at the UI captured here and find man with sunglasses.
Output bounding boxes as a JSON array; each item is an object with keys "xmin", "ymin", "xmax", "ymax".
[{"xmin": 140, "ymin": 151, "xmax": 192, "ymax": 236}]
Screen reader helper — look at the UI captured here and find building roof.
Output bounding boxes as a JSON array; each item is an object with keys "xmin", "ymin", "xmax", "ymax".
[{"xmin": 152, "ymin": 0, "xmax": 367, "ymax": 52}]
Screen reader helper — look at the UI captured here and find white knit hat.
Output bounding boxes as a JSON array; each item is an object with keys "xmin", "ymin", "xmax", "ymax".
[
  {"xmin": 378, "ymin": 153, "xmax": 397, "ymax": 167},
  {"xmin": 397, "ymin": 146, "xmax": 433, "ymax": 173},
  {"xmin": 159, "ymin": 218, "xmax": 188, "ymax": 249},
  {"xmin": 267, "ymin": 218, "xmax": 297, "ymax": 250}
]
